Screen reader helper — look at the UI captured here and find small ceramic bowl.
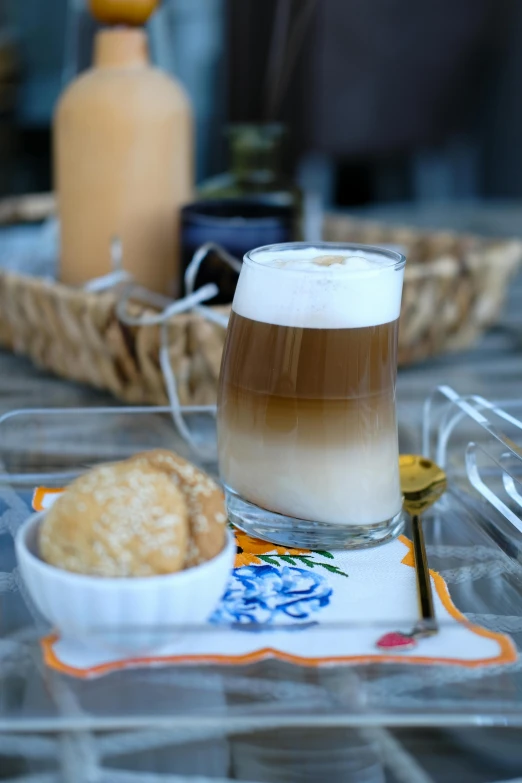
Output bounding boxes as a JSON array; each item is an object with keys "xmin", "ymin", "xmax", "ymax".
[{"xmin": 16, "ymin": 512, "xmax": 236, "ymax": 652}]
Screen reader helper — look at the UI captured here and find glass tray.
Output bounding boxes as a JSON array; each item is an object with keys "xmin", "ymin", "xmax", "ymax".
[{"xmin": 1, "ymin": 389, "xmax": 522, "ymax": 737}]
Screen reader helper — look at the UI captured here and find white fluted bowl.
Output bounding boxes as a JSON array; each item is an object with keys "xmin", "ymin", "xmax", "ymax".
[{"xmin": 16, "ymin": 512, "xmax": 236, "ymax": 652}]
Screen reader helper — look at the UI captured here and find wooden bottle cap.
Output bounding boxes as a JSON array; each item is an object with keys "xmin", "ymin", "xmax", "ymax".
[{"xmin": 89, "ymin": 0, "xmax": 159, "ymax": 27}]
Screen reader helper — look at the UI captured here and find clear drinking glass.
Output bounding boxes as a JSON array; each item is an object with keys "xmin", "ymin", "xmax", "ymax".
[{"xmin": 217, "ymin": 242, "xmax": 406, "ymax": 549}]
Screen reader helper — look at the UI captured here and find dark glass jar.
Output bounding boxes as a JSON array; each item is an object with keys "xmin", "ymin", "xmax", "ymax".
[{"xmin": 180, "ymin": 199, "xmax": 294, "ymax": 304}]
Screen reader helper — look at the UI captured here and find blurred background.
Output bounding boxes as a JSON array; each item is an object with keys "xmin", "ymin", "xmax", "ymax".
[{"xmin": 3, "ymin": 0, "xmax": 522, "ymax": 209}]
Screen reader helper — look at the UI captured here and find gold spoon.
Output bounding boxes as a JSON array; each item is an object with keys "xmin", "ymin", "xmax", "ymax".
[{"xmin": 376, "ymin": 455, "xmax": 447, "ymax": 651}]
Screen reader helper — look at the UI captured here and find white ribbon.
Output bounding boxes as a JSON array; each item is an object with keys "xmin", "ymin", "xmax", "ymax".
[
  {"xmin": 84, "ymin": 240, "xmax": 237, "ymax": 455},
  {"xmin": 84, "ymin": 237, "xmax": 132, "ymax": 292}
]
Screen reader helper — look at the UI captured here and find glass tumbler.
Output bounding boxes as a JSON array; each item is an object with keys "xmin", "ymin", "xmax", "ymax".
[{"xmin": 217, "ymin": 242, "xmax": 406, "ymax": 549}]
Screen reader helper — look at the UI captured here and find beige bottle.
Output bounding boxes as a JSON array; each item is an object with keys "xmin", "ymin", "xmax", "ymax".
[{"xmin": 54, "ymin": 24, "xmax": 193, "ymax": 296}]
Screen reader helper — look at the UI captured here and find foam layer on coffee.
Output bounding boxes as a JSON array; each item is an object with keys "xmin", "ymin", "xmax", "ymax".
[{"xmin": 233, "ymin": 247, "xmax": 404, "ymax": 328}]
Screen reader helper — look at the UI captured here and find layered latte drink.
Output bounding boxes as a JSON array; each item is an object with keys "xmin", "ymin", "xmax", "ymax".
[{"xmin": 217, "ymin": 243, "xmax": 406, "ymax": 548}]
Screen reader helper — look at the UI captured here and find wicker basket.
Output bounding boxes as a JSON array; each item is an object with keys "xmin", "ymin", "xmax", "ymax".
[{"xmin": 0, "ymin": 194, "xmax": 521, "ymax": 406}]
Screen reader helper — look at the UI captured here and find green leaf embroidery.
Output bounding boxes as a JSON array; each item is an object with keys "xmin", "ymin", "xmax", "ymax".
[
  {"xmin": 257, "ymin": 555, "xmax": 279, "ymax": 566},
  {"xmin": 319, "ymin": 562, "xmax": 348, "ymax": 577},
  {"xmin": 248, "ymin": 551, "xmax": 348, "ymax": 577}
]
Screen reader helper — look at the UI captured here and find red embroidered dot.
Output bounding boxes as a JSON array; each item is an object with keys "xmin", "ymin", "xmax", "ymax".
[{"xmin": 376, "ymin": 631, "xmax": 416, "ymax": 651}]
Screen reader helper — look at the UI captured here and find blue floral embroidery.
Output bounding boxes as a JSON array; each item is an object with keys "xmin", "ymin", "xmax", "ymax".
[{"xmin": 211, "ymin": 564, "xmax": 332, "ymax": 626}]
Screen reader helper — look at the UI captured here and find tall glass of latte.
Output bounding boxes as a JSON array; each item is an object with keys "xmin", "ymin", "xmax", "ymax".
[{"xmin": 217, "ymin": 242, "xmax": 406, "ymax": 549}]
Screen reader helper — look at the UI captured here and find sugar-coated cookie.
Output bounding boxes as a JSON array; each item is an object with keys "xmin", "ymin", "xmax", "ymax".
[
  {"xmin": 131, "ymin": 450, "xmax": 227, "ymax": 567},
  {"xmin": 40, "ymin": 460, "xmax": 189, "ymax": 577}
]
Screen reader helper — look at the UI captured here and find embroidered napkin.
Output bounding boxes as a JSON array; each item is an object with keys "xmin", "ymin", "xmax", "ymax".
[{"xmin": 32, "ymin": 488, "xmax": 517, "ymax": 679}]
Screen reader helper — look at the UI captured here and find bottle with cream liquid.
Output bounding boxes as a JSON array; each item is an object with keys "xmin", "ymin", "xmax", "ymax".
[{"xmin": 54, "ymin": 0, "xmax": 193, "ymax": 295}]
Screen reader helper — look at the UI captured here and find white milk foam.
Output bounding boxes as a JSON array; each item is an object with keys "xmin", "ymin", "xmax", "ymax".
[{"xmin": 233, "ymin": 246, "xmax": 405, "ymax": 329}]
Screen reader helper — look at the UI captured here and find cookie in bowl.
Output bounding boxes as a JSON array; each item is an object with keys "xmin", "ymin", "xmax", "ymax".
[
  {"xmin": 130, "ymin": 449, "xmax": 227, "ymax": 566},
  {"xmin": 15, "ymin": 451, "xmax": 235, "ymax": 651},
  {"xmin": 40, "ymin": 460, "xmax": 190, "ymax": 577}
]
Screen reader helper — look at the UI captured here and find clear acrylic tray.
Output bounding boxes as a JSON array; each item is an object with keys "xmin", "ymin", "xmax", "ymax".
[{"xmin": 1, "ymin": 388, "xmax": 522, "ymax": 736}]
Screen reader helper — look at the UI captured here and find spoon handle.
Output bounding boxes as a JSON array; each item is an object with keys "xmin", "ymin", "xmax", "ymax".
[{"xmin": 411, "ymin": 514, "xmax": 438, "ymax": 636}]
